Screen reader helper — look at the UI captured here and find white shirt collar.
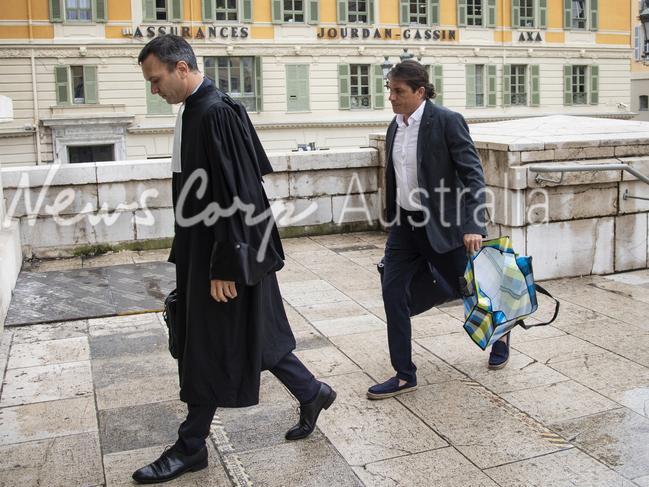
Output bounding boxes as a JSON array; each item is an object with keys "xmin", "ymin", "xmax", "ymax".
[{"xmin": 396, "ymin": 100, "xmax": 426, "ymax": 128}]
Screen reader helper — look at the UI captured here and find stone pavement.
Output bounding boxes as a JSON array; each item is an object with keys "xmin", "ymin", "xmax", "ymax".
[{"xmin": 1, "ymin": 232, "xmax": 649, "ymax": 486}]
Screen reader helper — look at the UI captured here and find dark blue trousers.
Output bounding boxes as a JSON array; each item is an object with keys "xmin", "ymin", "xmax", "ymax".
[
  {"xmin": 382, "ymin": 214, "xmax": 468, "ymax": 383},
  {"xmin": 177, "ymin": 351, "xmax": 319, "ymax": 454}
]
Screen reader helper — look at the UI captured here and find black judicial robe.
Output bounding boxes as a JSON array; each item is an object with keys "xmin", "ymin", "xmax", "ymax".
[{"xmin": 169, "ymin": 78, "xmax": 296, "ymax": 407}]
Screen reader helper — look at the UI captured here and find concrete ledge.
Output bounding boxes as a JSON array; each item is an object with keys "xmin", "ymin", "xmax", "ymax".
[{"xmin": 0, "ymin": 220, "xmax": 22, "ymax": 329}]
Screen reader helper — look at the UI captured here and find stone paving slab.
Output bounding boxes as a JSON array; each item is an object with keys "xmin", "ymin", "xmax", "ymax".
[{"xmin": 3, "ymin": 234, "xmax": 649, "ymax": 485}]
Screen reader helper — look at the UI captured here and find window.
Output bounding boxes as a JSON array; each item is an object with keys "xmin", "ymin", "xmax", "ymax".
[
  {"xmin": 409, "ymin": 0, "xmax": 427, "ymax": 24},
  {"xmin": 143, "ymin": 0, "xmax": 182, "ymax": 22},
  {"xmin": 348, "ymin": 1, "xmax": 369, "ymax": 23},
  {"xmin": 55, "ymin": 65, "xmax": 98, "ymax": 105},
  {"xmin": 510, "ymin": 65, "xmax": 527, "ymax": 106},
  {"xmin": 640, "ymin": 95, "xmax": 649, "ymax": 111},
  {"xmin": 68, "ymin": 145, "xmax": 114, "ymax": 163},
  {"xmin": 563, "ymin": 65, "xmax": 598, "ymax": 105},
  {"xmin": 338, "ymin": 64, "xmax": 384, "ymax": 110},
  {"xmin": 571, "ymin": 65, "xmax": 587, "ymax": 104},
  {"xmin": 146, "ymin": 81, "xmax": 172, "ymax": 115},
  {"xmin": 467, "ymin": 0, "xmax": 482, "ymax": 26},
  {"xmin": 572, "ymin": 0, "xmax": 586, "ymax": 29},
  {"xmin": 283, "ymin": 0, "xmax": 304, "ymax": 22},
  {"xmin": 519, "ymin": 0, "xmax": 534, "ymax": 27},
  {"xmin": 216, "ymin": 0, "xmax": 238, "ymax": 20},
  {"xmin": 466, "ymin": 64, "xmax": 497, "ymax": 107},
  {"xmin": 286, "ymin": 65, "xmax": 310, "ymax": 111},
  {"xmin": 204, "ymin": 57, "xmax": 260, "ymax": 112},
  {"xmin": 564, "ymin": 0, "xmax": 597, "ymax": 30},
  {"xmin": 350, "ymin": 65, "xmax": 370, "ymax": 109},
  {"xmin": 65, "ymin": 0, "xmax": 92, "ymax": 21}
]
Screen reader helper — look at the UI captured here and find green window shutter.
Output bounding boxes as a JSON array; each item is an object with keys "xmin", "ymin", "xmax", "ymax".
[
  {"xmin": 286, "ymin": 65, "xmax": 310, "ymax": 112},
  {"xmin": 466, "ymin": 65, "xmax": 476, "ymax": 108},
  {"xmin": 428, "ymin": 0, "xmax": 439, "ymax": 25},
  {"xmin": 487, "ymin": 64, "xmax": 497, "ymax": 107},
  {"xmin": 503, "ymin": 64, "xmax": 511, "ymax": 107},
  {"xmin": 203, "ymin": 0, "xmax": 214, "ymax": 21},
  {"xmin": 431, "ymin": 65, "xmax": 443, "ymax": 105},
  {"xmin": 590, "ymin": 65, "xmax": 599, "ymax": 105},
  {"xmin": 146, "ymin": 81, "xmax": 173, "ymax": 115},
  {"xmin": 170, "ymin": 0, "xmax": 183, "ymax": 21},
  {"xmin": 55, "ymin": 66, "xmax": 69, "ymax": 105},
  {"xmin": 143, "ymin": 0, "xmax": 156, "ymax": 21},
  {"xmin": 590, "ymin": 0, "xmax": 598, "ymax": 31},
  {"xmin": 530, "ymin": 64, "xmax": 540, "ymax": 106},
  {"xmin": 308, "ymin": 0, "xmax": 319, "ymax": 24},
  {"xmin": 93, "ymin": 0, "xmax": 107, "ymax": 22},
  {"xmin": 538, "ymin": 0, "xmax": 547, "ymax": 29},
  {"xmin": 457, "ymin": 0, "xmax": 467, "ymax": 27},
  {"xmin": 242, "ymin": 0, "xmax": 253, "ymax": 22},
  {"xmin": 368, "ymin": 0, "xmax": 375, "ymax": 23},
  {"xmin": 400, "ymin": 0, "xmax": 409, "ymax": 26},
  {"xmin": 563, "ymin": 65, "xmax": 573, "ymax": 105},
  {"xmin": 254, "ymin": 57, "xmax": 263, "ymax": 112},
  {"xmin": 511, "ymin": 0, "xmax": 520, "ymax": 28},
  {"xmin": 49, "ymin": 0, "xmax": 63, "ymax": 22},
  {"xmin": 372, "ymin": 64, "xmax": 385, "ymax": 110},
  {"xmin": 563, "ymin": 0, "xmax": 571, "ymax": 29},
  {"xmin": 487, "ymin": 0, "xmax": 496, "ymax": 27},
  {"xmin": 272, "ymin": 0, "xmax": 283, "ymax": 23},
  {"xmin": 83, "ymin": 66, "xmax": 98, "ymax": 104},
  {"xmin": 338, "ymin": 64, "xmax": 350, "ymax": 110},
  {"xmin": 337, "ymin": 0, "xmax": 347, "ymax": 24}
]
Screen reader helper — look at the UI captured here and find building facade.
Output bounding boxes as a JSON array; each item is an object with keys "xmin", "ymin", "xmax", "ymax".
[
  {"xmin": 0, "ymin": 0, "xmax": 633, "ymax": 166},
  {"xmin": 633, "ymin": 0, "xmax": 649, "ymax": 120}
]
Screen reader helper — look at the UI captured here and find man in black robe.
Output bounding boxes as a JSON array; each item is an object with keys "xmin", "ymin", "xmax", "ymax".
[{"xmin": 133, "ymin": 35, "xmax": 336, "ymax": 484}]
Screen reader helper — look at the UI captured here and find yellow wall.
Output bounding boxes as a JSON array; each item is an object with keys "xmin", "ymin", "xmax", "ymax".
[
  {"xmin": 321, "ymin": 0, "xmax": 336, "ymax": 23},
  {"xmin": 250, "ymin": 26, "xmax": 274, "ymax": 39},
  {"xmin": 596, "ymin": 33, "xmax": 630, "ymax": 45},
  {"xmin": 254, "ymin": 0, "xmax": 272, "ymax": 22},
  {"xmin": 599, "ymin": 0, "xmax": 630, "ymax": 32},
  {"xmin": 493, "ymin": 30, "xmax": 512, "ymax": 42},
  {"xmin": 547, "ymin": 0, "xmax": 563, "ymax": 29},
  {"xmin": 440, "ymin": 0, "xmax": 456, "ymax": 26},
  {"xmin": 183, "ymin": 0, "xmax": 202, "ymax": 22},
  {"xmin": 545, "ymin": 31, "xmax": 565, "ymax": 43},
  {"xmin": 0, "ymin": 2, "xmax": 28, "ymax": 20},
  {"xmin": 108, "ymin": 0, "xmax": 132, "ymax": 21},
  {"xmin": 380, "ymin": 0, "xmax": 398, "ymax": 24}
]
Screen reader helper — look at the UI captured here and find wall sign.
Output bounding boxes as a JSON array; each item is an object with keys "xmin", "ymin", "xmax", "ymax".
[
  {"xmin": 123, "ymin": 25, "xmax": 249, "ymax": 40},
  {"xmin": 316, "ymin": 27, "xmax": 457, "ymax": 41},
  {"xmin": 518, "ymin": 31, "xmax": 543, "ymax": 42}
]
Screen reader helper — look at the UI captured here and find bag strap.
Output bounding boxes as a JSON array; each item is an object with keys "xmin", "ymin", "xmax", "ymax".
[{"xmin": 518, "ymin": 284, "xmax": 560, "ymax": 330}]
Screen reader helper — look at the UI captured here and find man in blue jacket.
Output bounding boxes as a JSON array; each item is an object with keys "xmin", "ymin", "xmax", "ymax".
[{"xmin": 368, "ymin": 61, "xmax": 506, "ymax": 400}]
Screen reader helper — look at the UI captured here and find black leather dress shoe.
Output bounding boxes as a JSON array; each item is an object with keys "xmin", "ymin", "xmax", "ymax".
[
  {"xmin": 285, "ymin": 382, "xmax": 336, "ymax": 441},
  {"xmin": 132, "ymin": 445, "xmax": 208, "ymax": 484}
]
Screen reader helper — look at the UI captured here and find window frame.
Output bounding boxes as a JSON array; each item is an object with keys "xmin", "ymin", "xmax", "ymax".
[
  {"xmin": 283, "ymin": 0, "xmax": 305, "ymax": 22},
  {"xmin": 510, "ymin": 64, "xmax": 528, "ymax": 106},
  {"xmin": 348, "ymin": 0, "xmax": 370, "ymax": 23},
  {"xmin": 640, "ymin": 95, "xmax": 649, "ymax": 112},
  {"xmin": 204, "ymin": 56, "xmax": 259, "ymax": 112},
  {"xmin": 466, "ymin": 0, "xmax": 483, "ymax": 26},
  {"xmin": 349, "ymin": 64, "xmax": 371, "ymax": 110},
  {"xmin": 65, "ymin": 0, "xmax": 93, "ymax": 22},
  {"xmin": 571, "ymin": 65, "xmax": 588, "ymax": 105},
  {"xmin": 571, "ymin": 0, "xmax": 587, "ymax": 29},
  {"xmin": 408, "ymin": 0, "xmax": 428, "ymax": 25},
  {"xmin": 518, "ymin": 0, "xmax": 534, "ymax": 28},
  {"xmin": 215, "ymin": 0, "xmax": 238, "ymax": 21}
]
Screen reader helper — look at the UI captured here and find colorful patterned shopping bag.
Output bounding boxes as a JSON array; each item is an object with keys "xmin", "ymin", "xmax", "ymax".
[{"xmin": 461, "ymin": 236, "xmax": 560, "ymax": 350}]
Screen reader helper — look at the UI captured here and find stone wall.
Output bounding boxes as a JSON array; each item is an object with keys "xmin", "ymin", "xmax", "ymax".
[
  {"xmin": 371, "ymin": 115, "xmax": 649, "ymax": 280},
  {"xmin": 0, "ymin": 148, "xmax": 381, "ymax": 259}
]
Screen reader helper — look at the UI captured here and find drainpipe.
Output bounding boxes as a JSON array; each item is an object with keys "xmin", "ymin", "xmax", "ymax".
[{"xmin": 27, "ymin": 0, "xmax": 42, "ymax": 165}]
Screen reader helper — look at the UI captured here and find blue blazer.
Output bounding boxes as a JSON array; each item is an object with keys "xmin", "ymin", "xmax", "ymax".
[{"xmin": 385, "ymin": 100, "xmax": 488, "ymax": 253}]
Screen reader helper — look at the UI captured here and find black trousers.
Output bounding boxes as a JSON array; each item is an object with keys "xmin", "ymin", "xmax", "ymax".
[
  {"xmin": 176, "ymin": 351, "xmax": 320, "ymax": 454},
  {"xmin": 382, "ymin": 211, "xmax": 468, "ymax": 383}
]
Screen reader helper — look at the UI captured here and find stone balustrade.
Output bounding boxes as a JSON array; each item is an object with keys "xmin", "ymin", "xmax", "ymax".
[{"xmin": 0, "ymin": 147, "xmax": 380, "ymax": 259}]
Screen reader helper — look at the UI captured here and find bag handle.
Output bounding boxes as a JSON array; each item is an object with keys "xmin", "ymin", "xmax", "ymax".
[{"xmin": 518, "ymin": 284, "xmax": 560, "ymax": 330}]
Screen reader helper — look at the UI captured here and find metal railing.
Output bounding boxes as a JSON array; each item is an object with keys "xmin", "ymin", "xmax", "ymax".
[{"xmin": 528, "ymin": 162, "xmax": 649, "ymax": 201}]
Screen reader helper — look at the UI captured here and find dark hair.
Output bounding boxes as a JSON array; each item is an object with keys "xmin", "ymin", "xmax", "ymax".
[
  {"xmin": 388, "ymin": 60, "xmax": 436, "ymax": 99},
  {"xmin": 138, "ymin": 35, "xmax": 198, "ymax": 72}
]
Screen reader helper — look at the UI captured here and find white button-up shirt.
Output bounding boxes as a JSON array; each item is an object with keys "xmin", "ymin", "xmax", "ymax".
[{"xmin": 392, "ymin": 100, "xmax": 426, "ymax": 211}]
